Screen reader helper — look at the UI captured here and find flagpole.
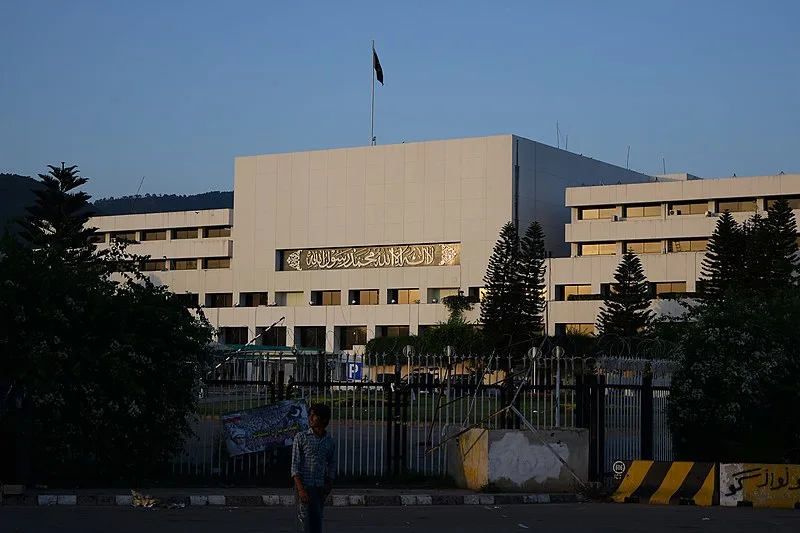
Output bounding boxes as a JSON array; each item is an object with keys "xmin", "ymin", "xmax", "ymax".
[{"xmin": 370, "ymin": 40, "xmax": 375, "ymax": 146}]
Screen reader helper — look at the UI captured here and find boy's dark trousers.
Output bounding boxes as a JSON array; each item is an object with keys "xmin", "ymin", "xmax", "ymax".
[{"xmin": 296, "ymin": 486, "xmax": 325, "ymax": 533}]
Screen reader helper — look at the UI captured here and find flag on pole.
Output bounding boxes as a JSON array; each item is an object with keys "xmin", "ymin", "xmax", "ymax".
[{"xmin": 373, "ymin": 49, "xmax": 384, "ymax": 85}]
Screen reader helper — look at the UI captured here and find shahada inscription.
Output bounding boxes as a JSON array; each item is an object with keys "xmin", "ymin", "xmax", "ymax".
[{"xmin": 280, "ymin": 243, "xmax": 460, "ymax": 271}]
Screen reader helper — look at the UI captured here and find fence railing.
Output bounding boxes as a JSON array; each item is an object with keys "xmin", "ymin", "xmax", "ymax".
[{"xmin": 171, "ymin": 346, "xmax": 678, "ymax": 483}]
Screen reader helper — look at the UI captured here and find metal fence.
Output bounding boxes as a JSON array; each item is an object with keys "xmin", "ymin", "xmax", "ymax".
[{"xmin": 171, "ymin": 342, "xmax": 678, "ymax": 483}]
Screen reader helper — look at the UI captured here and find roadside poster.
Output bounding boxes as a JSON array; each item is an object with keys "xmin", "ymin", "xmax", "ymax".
[{"xmin": 221, "ymin": 399, "xmax": 308, "ymax": 457}]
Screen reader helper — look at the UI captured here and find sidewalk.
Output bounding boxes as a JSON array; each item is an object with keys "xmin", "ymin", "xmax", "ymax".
[{"xmin": 0, "ymin": 487, "xmax": 584, "ymax": 508}]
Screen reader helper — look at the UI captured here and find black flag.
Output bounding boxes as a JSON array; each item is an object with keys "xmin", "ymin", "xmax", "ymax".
[{"xmin": 373, "ymin": 50, "xmax": 384, "ymax": 85}]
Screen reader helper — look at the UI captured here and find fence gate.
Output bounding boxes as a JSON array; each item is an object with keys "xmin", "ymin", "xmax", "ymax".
[{"xmin": 170, "ymin": 350, "xmax": 677, "ymax": 484}]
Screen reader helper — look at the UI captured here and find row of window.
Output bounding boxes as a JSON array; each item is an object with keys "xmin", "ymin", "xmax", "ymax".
[
  {"xmin": 218, "ymin": 325, "xmax": 413, "ymax": 350},
  {"xmin": 556, "ymin": 282, "xmax": 690, "ymax": 302},
  {"xmin": 92, "ymin": 225, "xmax": 232, "ymax": 244},
  {"xmin": 132, "ymin": 257, "xmax": 231, "ymax": 271},
  {"xmin": 579, "ymin": 239, "xmax": 709, "ymax": 256},
  {"xmin": 578, "ymin": 196, "xmax": 800, "ymax": 221},
  {"xmin": 192, "ymin": 287, "xmax": 485, "ymax": 308}
]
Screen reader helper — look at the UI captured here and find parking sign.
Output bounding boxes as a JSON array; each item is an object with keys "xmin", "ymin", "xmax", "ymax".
[{"xmin": 346, "ymin": 362, "xmax": 363, "ymax": 381}]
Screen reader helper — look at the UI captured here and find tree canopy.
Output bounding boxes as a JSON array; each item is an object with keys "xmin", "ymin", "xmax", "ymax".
[
  {"xmin": 596, "ymin": 252, "xmax": 653, "ymax": 337},
  {"xmin": 0, "ymin": 164, "xmax": 213, "ymax": 484}
]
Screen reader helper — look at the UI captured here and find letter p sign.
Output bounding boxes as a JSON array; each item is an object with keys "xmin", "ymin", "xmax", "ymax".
[{"xmin": 347, "ymin": 362, "xmax": 363, "ymax": 381}]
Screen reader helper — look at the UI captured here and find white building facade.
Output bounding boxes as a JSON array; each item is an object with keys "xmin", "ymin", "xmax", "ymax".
[
  {"xmin": 547, "ymin": 172, "xmax": 800, "ymax": 335},
  {"xmin": 89, "ymin": 134, "xmax": 799, "ymax": 346}
]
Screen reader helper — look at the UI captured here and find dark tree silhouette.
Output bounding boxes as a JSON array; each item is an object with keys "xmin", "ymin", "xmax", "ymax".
[
  {"xmin": 519, "ymin": 221, "xmax": 547, "ymax": 335},
  {"xmin": 699, "ymin": 210, "xmax": 744, "ymax": 301},
  {"xmin": 596, "ymin": 252, "xmax": 653, "ymax": 336},
  {"xmin": 480, "ymin": 221, "xmax": 524, "ymax": 349}
]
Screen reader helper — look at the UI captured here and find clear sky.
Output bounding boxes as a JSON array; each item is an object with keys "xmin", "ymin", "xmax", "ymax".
[{"xmin": 1, "ymin": 0, "xmax": 798, "ymax": 200}]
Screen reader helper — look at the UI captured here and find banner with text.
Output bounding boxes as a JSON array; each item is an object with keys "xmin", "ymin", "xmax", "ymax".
[{"xmin": 221, "ymin": 400, "xmax": 309, "ymax": 457}]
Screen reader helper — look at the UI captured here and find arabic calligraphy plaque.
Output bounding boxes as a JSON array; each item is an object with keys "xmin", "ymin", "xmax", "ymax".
[{"xmin": 280, "ymin": 243, "xmax": 460, "ymax": 271}]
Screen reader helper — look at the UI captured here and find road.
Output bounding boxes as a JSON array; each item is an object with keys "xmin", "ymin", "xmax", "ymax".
[{"xmin": 2, "ymin": 504, "xmax": 799, "ymax": 532}]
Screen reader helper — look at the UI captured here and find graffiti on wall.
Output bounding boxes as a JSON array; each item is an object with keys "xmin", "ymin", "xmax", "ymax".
[{"xmin": 720, "ymin": 463, "xmax": 800, "ymax": 508}]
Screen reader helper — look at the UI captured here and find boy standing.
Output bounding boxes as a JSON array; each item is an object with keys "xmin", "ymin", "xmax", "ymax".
[{"xmin": 291, "ymin": 403, "xmax": 336, "ymax": 533}]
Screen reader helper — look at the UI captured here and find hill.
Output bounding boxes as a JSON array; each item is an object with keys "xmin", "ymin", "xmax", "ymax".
[
  {"xmin": 0, "ymin": 173, "xmax": 42, "ymax": 235},
  {"xmin": 91, "ymin": 191, "xmax": 233, "ymax": 215},
  {"xmin": 1, "ymin": 172, "xmax": 233, "ymax": 231}
]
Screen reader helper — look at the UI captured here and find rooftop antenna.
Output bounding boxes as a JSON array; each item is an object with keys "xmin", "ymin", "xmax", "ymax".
[
  {"xmin": 556, "ymin": 121, "xmax": 560, "ymax": 149},
  {"xmin": 130, "ymin": 176, "xmax": 145, "ymax": 214},
  {"xmin": 626, "ymin": 145, "xmax": 631, "ymax": 169},
  {"xmin": 661, "ymin": 155, "xmax": 666, "ymax": 175}
]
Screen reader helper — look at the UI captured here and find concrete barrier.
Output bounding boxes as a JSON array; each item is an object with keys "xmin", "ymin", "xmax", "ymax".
[
  {"xmin": 611, "ymin": 460, "xmax": 717, "ymax": 506},
  {"xmin": 447, "ymin": 428, "xmax": 589, "ymax": 492},
  {"xmin": 720, "ymin": 463, "xmax": 800, "ymax": 509}
]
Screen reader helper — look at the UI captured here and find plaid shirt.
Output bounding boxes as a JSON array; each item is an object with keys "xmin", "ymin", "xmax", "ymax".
[{"xmin": 291, "ymin": 429, "xmax": 336, "ymax": 487}]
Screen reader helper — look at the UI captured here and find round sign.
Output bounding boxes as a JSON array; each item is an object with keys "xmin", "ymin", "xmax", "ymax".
[{"xmin": 612, "ymin": 461, "xmax": 626, "ymax": 475}]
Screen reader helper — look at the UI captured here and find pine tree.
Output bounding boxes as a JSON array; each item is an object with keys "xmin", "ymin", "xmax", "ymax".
[
  {"xmin": 0, "ymin": 163, "xmax": 212, "ymax": 481},
  {"xmin": 19, "ymin": 164, "xmax": 97, "ymax": 250},
  {"xmin": 596, "ymin": 252, "xmax": 653, "ymax": 337},
  {"xmin": 481, "ymin": 221, "xmax": 524, "ymax": 348},
  {"xmin": 519, "ymin": 221, "xmax": 547, "ymax": 335},
  {"xmin": 699, "ymin": 210, "xmax": 744, "ymax": 300},
  {"xmin": 764, "ymin": 198, "xmax": 799, "ymax": 287},
  {"xmin": 741, "ymin": 212, "xmax": 771, "ymax": 291}
]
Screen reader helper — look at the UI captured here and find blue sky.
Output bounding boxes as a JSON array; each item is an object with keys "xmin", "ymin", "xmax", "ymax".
[{"xmin": 1, "ymin": 1, "xmax": 797, "ymax": 199}]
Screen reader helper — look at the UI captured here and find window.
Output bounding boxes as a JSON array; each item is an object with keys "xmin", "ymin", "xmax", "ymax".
[
  {"xmin": 89, "ymin": 233, "xmax": 106, "ymax": 244},
  {"xmin": 141, "ymin": 259, "xmax": 167, "ymax": 271},
  {"xmin": 171, "ymin": 258, "xmax": 198, "ymax": 270},
  {"xmin": 203, "ymin": 257, "xmax": 231, "ymax": 269},
  {"xmin": 388, "ymin": 288, "xmax": 420, "ymax": 304},
  {"xmin": 767, "ymin": 197, "xmax": 800, "ymax": 210},
  {"xmin": 669, "ymin": 202, "xmax": 707, "ymax": 215},
  {"xmin": 556, "ymin": 323, "xmax": 594, "ymax": 335},
  {"xmin": 717, "ymin": 198, "xmax": 756, "ymax": 213},
  {"xmin": 653, "ymin": 282, "xmax": 688, "ymax": 299},
  {"xmin": 668, "ymin": 239, "xmax": 708, "ymax": 252},
  {"xmin": 174, "ymin": 292, "xmax": 199, "ymax": 307},
  {"xmin": 140, "ymin": 230, "xmax": 167, "ymax": 241},
  {"xmin": 380, "ymin": 326, "xmax": 410, "ymax": 338},
  {"xmin": 340, "ymin": 326, "xmax": 367, "ymax": 350},
  {"xmin": 349, "ymin": 290, "xmax": 379, "ymax": 305},
  {"xmin": 428, "ymin": 288, "xmax": 459, "ymax": 303},
  {"xmin": 717, "ymin": 199, "xmax": 757, "ymax": 213},
  {"xmin": 297, "ymin": 326, "xmax": 326, "ymax": 350},
  {"xmin": 241, "ymin": 292, "xmax": 269, "ymax": 307},
  {"xmin": 625, "ymin": 241, "xmax": 662, "ymax": 254},
  {"xmin": 257, "ymin": 326, "xmax": 287, "ymax": 347},
  {"xmin": 172, "ymin": 228, "xmax": 199, "ymax": 239},
  {"xmin": 112, "ymin": 231, "xmax": 137, "ymax": 243},
  {"xmin": 205, "ymin": 293, "xmax": 233, "ymax": 308},
  {"xmin": 220, "ymin": 327, "xmax": 249, "ymax": 345},
  {"xmin": 311, "ymin": 290, "xmax": 341, "ymax": 306},
  {"xmin": 579, "ymin": 206, "xmax": 616, "ymax": 220},
  {"xmin": 468, "ymin": 287, "xmax": 488, "ymax": 303},
  {"xmin": 579, "ymin": 243, "xmax": 616, "ymax": 256},
  {"xmin": 624, "ymin": 204, "xmax": 661, "ymax": 218},
  {"xmin": 276, "ymin": 291, "xmax": 304, "ymax": 306},
  {"xmin": 204, "ymin": 226, "xmax": 232, "ymax": 238},
  {"xmin": 114, "ymin": 261, "xmax": 136, "ymax": 272},
  {"xmin": 558, "ymin": 284, "xmax": 592, "ymax": 301}
]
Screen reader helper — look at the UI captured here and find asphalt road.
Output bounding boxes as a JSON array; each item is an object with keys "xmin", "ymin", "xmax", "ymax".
[{"xmin": 3, "ymin": 504, "xmax": 800, "ymax": 533}]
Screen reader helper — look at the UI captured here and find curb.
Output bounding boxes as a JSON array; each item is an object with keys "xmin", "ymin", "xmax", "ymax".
[{"xmin": 1, "ymin": 493, "xmax": 584, "ymax": 508}]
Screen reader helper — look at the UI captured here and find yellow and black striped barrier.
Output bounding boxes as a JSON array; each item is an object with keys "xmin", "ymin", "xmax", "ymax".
[{"xmin": 611, "ymin": 460, "xmax": 718, "ymax": 506}]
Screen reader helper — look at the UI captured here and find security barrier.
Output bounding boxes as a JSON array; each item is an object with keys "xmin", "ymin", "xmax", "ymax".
[{"xmin": 611, "ymin": 460, "xmax": 717, "ymax": 506}]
